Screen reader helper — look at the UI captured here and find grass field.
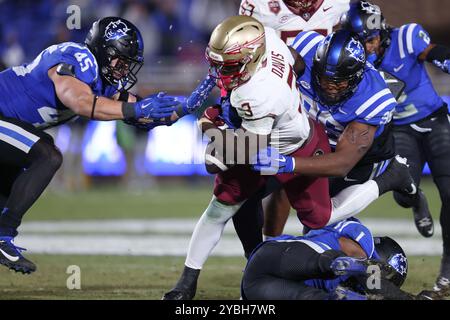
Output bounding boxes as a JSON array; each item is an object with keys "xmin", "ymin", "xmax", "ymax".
[
  {"xmin": 0, "ymin": 255, "xmax": 441, "ymax": 300},
  {"xmin": 0, "ymin": 177, "xmax": 444, "ymax": 299},
  {"xmin": 28, "ymin": 177, "xmax": 442, "ymax": 221}
]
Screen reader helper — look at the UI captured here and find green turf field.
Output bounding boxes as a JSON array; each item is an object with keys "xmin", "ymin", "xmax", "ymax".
[
  {"xmin": 27, "ymin": 177, "xmax": 441, "ymax": 221},
  {"xmin": 1, "ymin": 177, "xmax": 443, "ymax": 300},
  {"xmin": 0, "ymin": 255, "xmax": 441, "ymax": 300}
]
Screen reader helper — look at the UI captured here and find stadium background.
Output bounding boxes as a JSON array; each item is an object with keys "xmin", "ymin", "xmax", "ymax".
[{"xmin": 0, "ymin": 0, "xmax": 449, "ymax": 299}]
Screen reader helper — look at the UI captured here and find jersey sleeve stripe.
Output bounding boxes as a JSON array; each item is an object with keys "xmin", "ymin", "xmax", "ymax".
[
  {"xmin": 364, "ymin": 97, "xmax": 397, "ymax": 120},
  {"xmin": 0, "ymin": 120, "xmax": 40, "ymax": 143},
  {"xmin": 398, "ymin": 25, "xmax": 407, "ymax": 58},
  {"xmin": 291, "ymin": 31, "xmax": 315, "ymax": 51},
  {"xmin": 406, "ymin": 23, "xmax": 418, "ymax": 54},
  {"xmin": 299, "ymin": 35, "xmax": 324, "ymax": 57},
  {"xmin": 0, "ymin": 120, "xmax": 40, "ymax": 153},
  {"xmin": 354, "ymin": 88, "xmax": 392, "ymax": 115}
]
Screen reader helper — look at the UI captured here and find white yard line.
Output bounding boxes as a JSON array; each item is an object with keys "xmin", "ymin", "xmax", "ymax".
[
  {"xmin": 15, "ymin": 218, "xmax": 443, "ymax": 256},
  {"xmin": 19, "ymin": 217, "xmax": 440, "ymax": 236}
]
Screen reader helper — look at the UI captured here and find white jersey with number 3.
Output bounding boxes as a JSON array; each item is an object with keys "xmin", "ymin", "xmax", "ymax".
[
  {"xmin": 230, "ymin": 28, "xmax": 310, "ymax": 155},
  {"xmin": 239, "ymin": 0, "xmax": 350, "ymax": 44}
]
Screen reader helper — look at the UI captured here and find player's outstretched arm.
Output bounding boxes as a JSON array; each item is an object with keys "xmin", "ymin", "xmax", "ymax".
[
  {"xmin": 49, "ymin": 65, "xmax": 129, "ymax": 120},
  {"xmin": 252, "ymin": 121, "xmax": 376, "ymax": 177},
  {"xmin": 419, "ymin": 44, "xmax": 450, "ymax": 74},
  {"xmin": 48, "ymin": 65, "xmax": 179, "ymax": 123},
  {"xmin": 295, "ymin": 122, "xmax": 376, "ymax": 177}
]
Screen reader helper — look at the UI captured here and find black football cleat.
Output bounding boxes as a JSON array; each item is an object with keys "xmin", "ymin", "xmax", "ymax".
[
  {"xmin": 412, "ymin": 189, "xmax": 434, "ymax": 238},
  {"xmin": 0, "ymin": 237, "xmax": 36, "ymax": 274},
  {"xmin": 162, "ymin": 266, "xmax": 200, "ymax": 300},
  {"xmin": 418, "ymin": 276, "xmax": 450, "ymax": 300}
]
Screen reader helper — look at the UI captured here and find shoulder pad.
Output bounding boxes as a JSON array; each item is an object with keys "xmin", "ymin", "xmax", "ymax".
[{"xmin": 56, "ymin": 63, "xmax": 76, "ymax": 77}]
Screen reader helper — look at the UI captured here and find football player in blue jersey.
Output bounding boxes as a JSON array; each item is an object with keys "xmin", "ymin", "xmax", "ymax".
[
  {"xmin": 250, "ymin": 29, "xmax": 429, "ymax": 237},
  {"xmin": 242, "ymin": 217, "xmax": 418, "ymax": 300},
  {"xmin": 339, "ymin": 0, "xmax": 450, "ymax": 299},
  {"xmin": 0, "ymin": 17, "xmax": 214, "ymax": 274}
]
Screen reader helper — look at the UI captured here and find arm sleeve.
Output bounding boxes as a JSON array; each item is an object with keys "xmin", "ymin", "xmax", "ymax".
[
  {"xmin": 405, "ymin": 24, "xmax": 432, "ymax": 58},
  {"xmin": 291, "ymin": 31, "xmax": 325, "ymax": 63}
]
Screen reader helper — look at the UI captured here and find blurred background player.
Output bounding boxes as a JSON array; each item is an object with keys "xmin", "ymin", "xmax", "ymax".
[
  {"xmin": 0, "ymin": 16, "xmax": 213, "ymax": 274},
  {"xmin": 242, "ymin": 217, "xmax": 416, "ymax": 300},
  {"xmin": 340, "ymin": 0, "xmax": 450, "ymax": 299},
  {"xmin": 163, "ymin": 15, "xmax": 417, "ymax": 300},
  {"xmin": 239, "ymin": 0, "xmax": 350, "ymax": 44},
  {"xmin": 235, "ymin": 0, "xmax": 352, "ymax": 253}
]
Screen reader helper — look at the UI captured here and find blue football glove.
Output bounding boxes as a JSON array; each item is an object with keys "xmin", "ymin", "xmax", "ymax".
[
  {"xmin": 123, "ymin": 118, "xmax": 176, "ymax": 131},
  {"xmin": 218, "ymin": 96, "xmax": 242, "ymax": 129},
  {"xmin": 177, "ymin": 75, "xmax": 216, "ymax": 117},
  {"xmin": 329, "ymin": 286, "xmax": 367, "ymax": 300},
  {"xmin": 433, "ymin": 59, "xmax": 450, "ymax": 74},
  {"xmin": 134, "ymin": 92, "xmax": 179, "ymax": 121},
  {"xmin": 251, "ymin": 147, "xmax": 295, "ymax": 175}
]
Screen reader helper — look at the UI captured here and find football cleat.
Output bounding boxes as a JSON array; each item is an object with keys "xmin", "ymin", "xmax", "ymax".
[
  {"xmin": 412, "ymin": 189, "xmax": 434, "ymax": 238},
  {"xmin": 375, "ymin": 155, "xmax": 418, "ymax": 196},
  {"xmin": 0, "ymin": 237, "xmax": 36, "ymax": 274},
  {"xmin": 386, "ymin": 155, "xmax": 417, "ymax": 194},
  {"xmin": 418, "ymin": 276, "xmax": 450, "ymax": 300},
  {"xmin": 330, "ymin": 256, "xmax": 372, "ymax": 276},
  {"xmin": 162, "ymin": 266, "xmax": 200, "ymax": 300}
]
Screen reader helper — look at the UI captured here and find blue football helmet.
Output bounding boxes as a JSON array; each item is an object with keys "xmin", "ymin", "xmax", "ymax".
[
  {"xmin": 312, "ymin": 30, "xmax": 366, "ymax": 106},
  {"xmin": 85, "ymin": 17, "xmax": 144, "ymax": 91},
  {"xmin": 374, "ymin": 236, "xmax": 408, "ymax": 287},
  {"xmin": 340, "ymin": 1, "xmax": 391, "ymax": 66}
]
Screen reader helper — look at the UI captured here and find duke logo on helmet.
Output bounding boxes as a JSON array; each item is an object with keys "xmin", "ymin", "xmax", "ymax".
[
  {"xmin": 388, "ymin": 253, "xmax": 408, "ymax": 276},
  {"xmin": 104, "ymin": 19, "xmax": 132, "ymax": 42},
  {"xmin": 345, "ymin": 38, "xmax": 366, "ymax": 64}
]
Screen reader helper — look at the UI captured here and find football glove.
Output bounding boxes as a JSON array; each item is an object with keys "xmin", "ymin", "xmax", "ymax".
[
  {"xmin": 330, "ymin": 286, "xmax": 367, "ymax": 300},
  {"xmin": 177, "ymin": 75, "xmax": 216, "ymax": 117},
  {"xmin": 251, "ymin": 147, "xmax": 295, "ymax": 175},
  {"xmin": 134, "ymin": 92, "xmax": 179, "ymax": 121},
  {"xmin": 123, "ymin": 118, "xmax": 176, "ymax": 131},
  {"xmin": 433, "ymin": 59, "xmax": 450, "ymax": 74},
  {"xmin": 218, "ymin": 96, "xmax": 242, "ymax": 129}
]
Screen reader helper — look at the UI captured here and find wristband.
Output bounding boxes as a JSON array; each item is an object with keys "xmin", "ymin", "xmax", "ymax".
[{"xmin": 122, "ymin": 102, "xmax": 136, "ymax": 119}]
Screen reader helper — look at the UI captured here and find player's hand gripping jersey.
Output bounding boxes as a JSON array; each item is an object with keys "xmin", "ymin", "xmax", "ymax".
[
  {"xmin": 240, "ymin": 0, "xmax": 349, "ymax": 44},
  {"xmin": 0, "ymin": 42, "xmax": 119, "ymax": 129}
]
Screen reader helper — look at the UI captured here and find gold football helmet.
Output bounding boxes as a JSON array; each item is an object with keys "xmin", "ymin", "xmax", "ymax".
[{"xmin": 206, "ymin": 15, "xmax": 266, "ymax": 91}]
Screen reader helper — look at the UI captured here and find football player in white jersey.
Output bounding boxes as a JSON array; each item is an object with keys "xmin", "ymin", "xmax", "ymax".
[
  {"xmin": 239, "ymin": 0, "xmax": 350, "ymax": 44},
  {"xmin": 236, "ymin": 0, "xmax": 350, "ymax": 248},
  {"xmin": 163, "ymin": 16, "xmax": 416, "ymax": 300}
]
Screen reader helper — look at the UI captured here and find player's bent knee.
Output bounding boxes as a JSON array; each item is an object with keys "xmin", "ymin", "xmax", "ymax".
[
  {"xmin": 29, "ymin": 140, "xmax": 63, "ymax": 171},
  {"xmin": 203, "ymin": 196, "xmax": 243, "ymax": 224},
  {"xmin": 298, "ymin": 208, "xmax": 330, "ymax": 230}
]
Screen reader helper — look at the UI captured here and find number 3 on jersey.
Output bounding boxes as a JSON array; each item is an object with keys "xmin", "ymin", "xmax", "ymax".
[{"xmin": 241, "ymin": 103, "xmax": 254, "ymax": 117}]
